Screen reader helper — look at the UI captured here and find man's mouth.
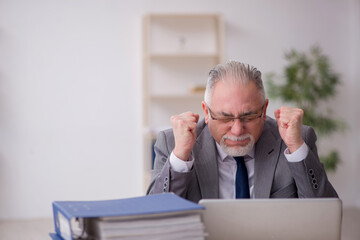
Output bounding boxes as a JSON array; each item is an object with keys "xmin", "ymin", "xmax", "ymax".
[{"xmin": 225, "ymin": 136, "xmax": 250, "ymax": 147}]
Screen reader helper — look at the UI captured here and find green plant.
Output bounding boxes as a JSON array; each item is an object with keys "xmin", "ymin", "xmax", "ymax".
[{"xmin": 266, "ymin": 46, "xmax": 346, "ymax": 171}]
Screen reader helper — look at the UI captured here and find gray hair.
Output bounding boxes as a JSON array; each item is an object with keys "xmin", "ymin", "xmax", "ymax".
[{"xmin": 204, "ymin": 60, "xmax": 266, "ymax": 106}]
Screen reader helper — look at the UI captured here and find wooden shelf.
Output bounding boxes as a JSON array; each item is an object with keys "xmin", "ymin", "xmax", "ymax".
[
  {"xmin": 150, "ymin": 93, "xmax": 204, "ymax": 100},
  {"xmin": 147, "ymin": 53, "xmax": 219, "ymax": 59}
]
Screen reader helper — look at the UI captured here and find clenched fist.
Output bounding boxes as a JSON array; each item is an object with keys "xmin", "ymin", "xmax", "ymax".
[
  {"xmin": 274, "ymin": 107, "xmax": 305, "ymax": 153},
  {"xmin": 171, "ymin": 111, "xmax": 200, "ymax": 161}
]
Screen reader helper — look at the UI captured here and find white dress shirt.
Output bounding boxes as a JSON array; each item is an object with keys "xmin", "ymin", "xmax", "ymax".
[{"xmin": 169, "ymin": 142, "xmax": 309, "ymax": 199}]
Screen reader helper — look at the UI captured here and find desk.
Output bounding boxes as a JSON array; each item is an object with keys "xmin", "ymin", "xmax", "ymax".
[{"xmin": 0, "ymin": 208, "xmax": 359, "ymax": 240}]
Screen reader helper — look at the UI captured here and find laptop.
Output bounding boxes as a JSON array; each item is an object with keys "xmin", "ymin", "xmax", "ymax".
[{"xmin": 199, "ymin": 198, "xmax": 342, "ymax": 240}]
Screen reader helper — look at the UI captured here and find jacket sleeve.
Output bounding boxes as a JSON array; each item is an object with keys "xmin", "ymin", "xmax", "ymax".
[
  {"xmin": 287, "ymin": 126, "xmax": 338, "ymax": 198},
  {"xmin": 146, "ymin": 130, "xmax": 193, "ymax": 198}
]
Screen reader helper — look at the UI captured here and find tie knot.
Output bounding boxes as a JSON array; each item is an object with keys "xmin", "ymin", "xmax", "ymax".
[{"xmin": 234, "ymin": 156, "xmax": 245, "ymax": 164}]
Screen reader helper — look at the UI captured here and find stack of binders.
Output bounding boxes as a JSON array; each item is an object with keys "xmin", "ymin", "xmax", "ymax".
[{"xmin": 50, "ymin": 193, "xmax": 206, "ymax": 240}]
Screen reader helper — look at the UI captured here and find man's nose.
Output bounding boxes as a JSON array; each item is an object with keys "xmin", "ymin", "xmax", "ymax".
[{"xmin": 230, "ymin": 118, "xmax": 245, "ymax": 136}]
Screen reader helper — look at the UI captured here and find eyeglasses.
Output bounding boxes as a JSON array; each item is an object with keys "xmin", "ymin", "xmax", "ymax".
[{"xmin": 206, "ymin": 104, "xmax": 265, "ymax": 124}]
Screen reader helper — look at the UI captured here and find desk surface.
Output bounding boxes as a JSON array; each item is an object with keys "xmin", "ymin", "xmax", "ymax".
[{"xmin": 0, "ymin": 207, "xmax": 359, "ymax": 240}]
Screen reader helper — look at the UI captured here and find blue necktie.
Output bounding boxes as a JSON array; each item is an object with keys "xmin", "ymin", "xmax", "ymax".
[{"xmin": 234, "ymin": 156, "xmax": 250, "ymax": 198}]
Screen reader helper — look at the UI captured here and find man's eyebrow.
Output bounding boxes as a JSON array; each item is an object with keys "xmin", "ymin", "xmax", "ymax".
[
  {"xmin": 241, "ymin": 110, "xmax": 258, "ymax": 116},
  {"xmin": 220, "ymin": 109, "xmax": 257, "ymax": 117},
  {"xmin": 220, "ymin": 111, "xmax": 234, "ymax": 117}
]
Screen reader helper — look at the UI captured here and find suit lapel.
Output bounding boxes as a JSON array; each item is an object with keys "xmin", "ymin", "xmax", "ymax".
[
  {"xmin": 254, "ymin": 123, "xmax": 282, "ymax": 198},
  {"xmin": 193, "ymin": 124, "xmax": 219, "ymax": 199}
]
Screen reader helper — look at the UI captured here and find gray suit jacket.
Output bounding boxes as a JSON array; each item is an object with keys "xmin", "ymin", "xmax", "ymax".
[{"xmin": 147, "ymin": 117, "xmax": 338, "ymax": 202}]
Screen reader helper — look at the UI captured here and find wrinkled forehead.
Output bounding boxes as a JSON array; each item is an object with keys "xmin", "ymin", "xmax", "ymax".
[{"xmin": 211, "ymin": 81, "xmax": 264, "ymax": 110}]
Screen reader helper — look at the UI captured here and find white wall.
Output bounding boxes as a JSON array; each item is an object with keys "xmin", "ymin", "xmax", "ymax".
[{"xmin": 0, "ymin": 0, "xmax": 359, "ymax": 219}]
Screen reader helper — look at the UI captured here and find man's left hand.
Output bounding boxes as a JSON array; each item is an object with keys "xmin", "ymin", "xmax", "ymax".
[{"xmin": 274, "ymin": 107, "xmax": 305, "ymax": 153}]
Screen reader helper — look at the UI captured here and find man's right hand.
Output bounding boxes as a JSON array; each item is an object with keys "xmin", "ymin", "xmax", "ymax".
[{"xmin": 170, "ymin": 111, "xmax": 199, "ymax": 161}]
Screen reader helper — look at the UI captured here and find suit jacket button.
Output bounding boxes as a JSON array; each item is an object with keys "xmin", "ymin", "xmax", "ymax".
[
  {"xmin": 313, "ymin": 183, "xmax": 318, "ymax": 189},
  {"xmin": 308, "ymin": 169, "xmax": 314, "ymax": 175},
  {"xmin": 164, "ymin": 177, "xmax": 169, "ymax": 182}
]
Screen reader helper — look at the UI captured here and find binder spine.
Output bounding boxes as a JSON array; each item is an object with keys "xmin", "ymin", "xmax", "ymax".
[{"xmin": 53, "ymin": 202, "xmax": 73, "ymax": 240}]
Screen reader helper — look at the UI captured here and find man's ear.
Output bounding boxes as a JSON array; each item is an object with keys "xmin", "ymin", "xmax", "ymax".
[
  {"xmin": 263, "ymin": 99, "xmax": 269, "ymax": 121},
  {"xmin": 202, "ymin": 101, "xmax": 210, "ymax": 124}
]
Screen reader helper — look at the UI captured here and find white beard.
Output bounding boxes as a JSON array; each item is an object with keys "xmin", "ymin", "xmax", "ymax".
[{"xmin": 220, "ymin": 133, "xmax": 255, "ymax": 156}]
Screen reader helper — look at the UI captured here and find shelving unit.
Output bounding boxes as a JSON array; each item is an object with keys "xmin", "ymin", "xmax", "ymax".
[{"xmin": 142, "ymin": 14, "xmax": 224, "ymax": 189}]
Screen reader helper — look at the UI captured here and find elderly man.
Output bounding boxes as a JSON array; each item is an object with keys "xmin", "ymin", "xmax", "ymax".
[{"xmin": 147, "ymin": 60, "xmax": 337, "ymax": 202}]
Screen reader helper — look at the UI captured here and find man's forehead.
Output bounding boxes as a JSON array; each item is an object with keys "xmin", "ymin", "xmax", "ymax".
[
  {"xmin": 211, "ymin": 82, "xmax": 261, "ymax": 106},
  {"xmin": 212, "ymin": 80, "xmax": 258, "ymax": 96}
]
